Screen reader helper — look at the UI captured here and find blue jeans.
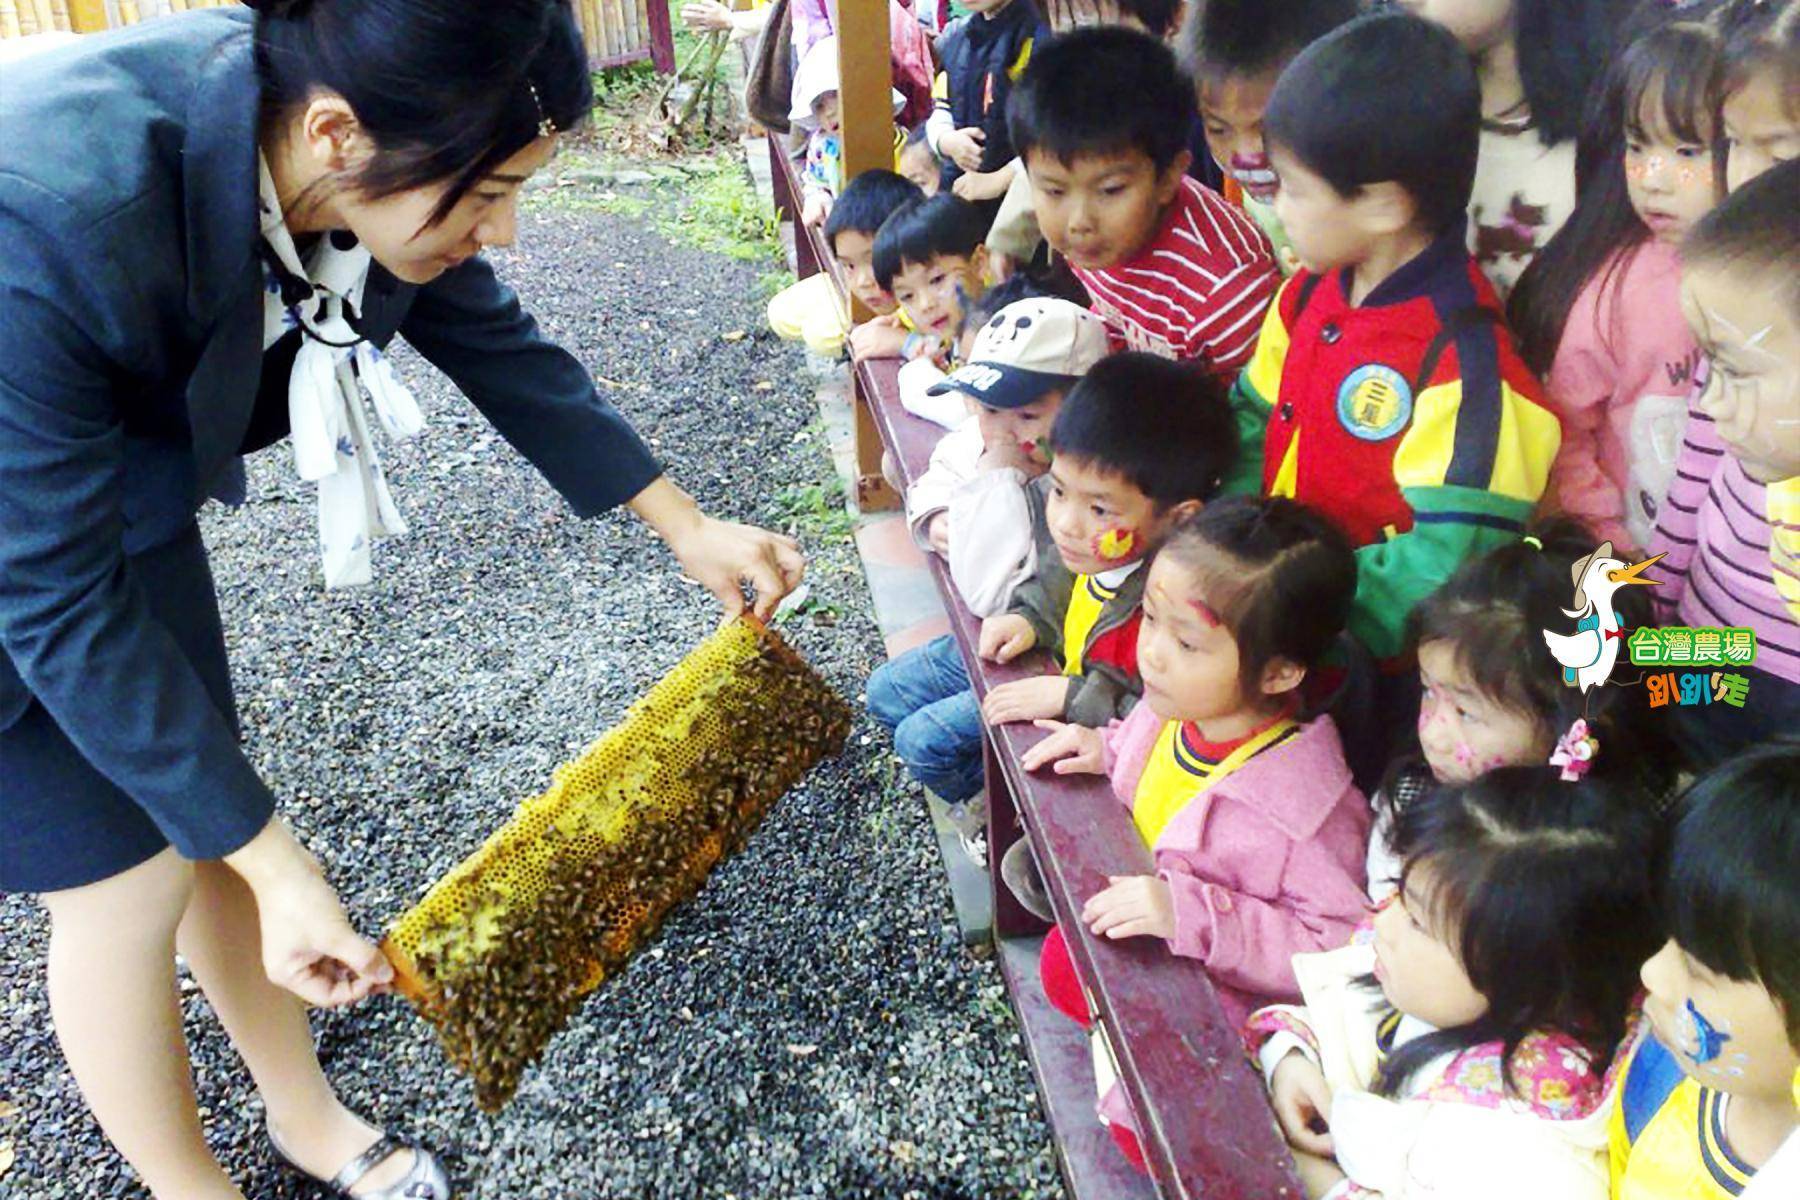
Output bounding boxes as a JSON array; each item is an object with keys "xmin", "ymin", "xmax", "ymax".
[{"xmin": 866, "ymin": 635, "xmax": 984, "ymax": 803}]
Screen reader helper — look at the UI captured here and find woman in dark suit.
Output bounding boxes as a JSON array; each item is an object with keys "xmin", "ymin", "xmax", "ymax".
[{"xmin": 0, "ymin": 3, "xmax": 803, "ymax": 1196}]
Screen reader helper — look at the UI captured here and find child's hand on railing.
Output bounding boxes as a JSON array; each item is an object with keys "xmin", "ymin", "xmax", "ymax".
[
  {"xmin": 848, "ymin": 315, "xmax": 908, "ymax": 362},
  {"xmin": 1021, "ymin": 719, "xmax": 1105, "ymax": 774},
  {"xmin": 939, "ymin": 127, "xmax": 987, "ymax": 174},
  {"xmin": 925, "ymin": 512, "xmax": 950, "ymax": 555},
  {"xmin": 982, "ymin": 675, "xmax": 1071, "ymax": 725},
  {"xmin": 979, "ymin": 612, "xmax": 1037, "ymax": 662},
  {"xmin": 1270, "ymin": 1052, "xmax": 1337, "ymax": 1159},
  {"xmin": 1083, "ymin": 874, "xmax": 1175, "ymax": 940}
]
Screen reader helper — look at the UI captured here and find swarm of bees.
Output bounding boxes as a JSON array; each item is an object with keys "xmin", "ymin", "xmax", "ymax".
[{"xmin": 381, "ymin": 617, "xmax": 853, "ymax": 1110}]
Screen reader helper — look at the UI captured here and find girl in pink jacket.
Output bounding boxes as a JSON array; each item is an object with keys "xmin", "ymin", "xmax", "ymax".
[
  {"xmin": 1023, "ymin": 496, "xmax": 1372, "ymax": 1170},
  {"xmin": 1509, "ymin": 20, "xmax": 1725, "ymax": 550}
]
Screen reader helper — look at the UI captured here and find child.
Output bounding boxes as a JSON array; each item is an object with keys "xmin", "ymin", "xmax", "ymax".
[
  {"xmin": 1180, "ymin": 0, "xmax": 1360, "ymax": 275},
  {"xmin": 1650, "ymin": 159, "xmax": 1800, "ymax": 766},
  {"xmin": 1228, "ymin": 11, "xmax": 1561, "ymax": 666},
  {"xmin": 867, "ymin": 293, "xmax": 1113, "ymax": 823},
  {"xmin": 792, "ymin": 35, "xmax": 848, "ymax": 229},
  {"xmin": 1615, "ymin": 738, "xmax": 1800, "ymax": 1198},
  {"xmin": 1022, "ymin": 495, "xmax": 1369, "ymax": 1172},
  {"xmin": 926, "ymin": 0, "xmax": 1050, "ymax": 198},
  {"xmin": 1364, "ymin": 520, "xmax": 1677, "ymax": 901},
  {"xmin": 904, "ymin": 287, "xmax": 1114, "ymax": 612},
  {"xmin": 1509, "ymin": 19, "xmax": 1725, "ymax": 551},
  {"xmin": 1720, "ymin": 0, "xmax": 1800, "ymax": 191},
  {"xmin": 1006, "ymin": 27, "xmax": 1280, "ymax": 373},
  {"xmin": 983, "ymin": 0, "xmax": 1191, "ymax": 275},
  {"xmin": 864, "ymin": 193, "xmax": 991, "ymax": 366},
  {"xmin": 1253, "ymin": 767, "xmax": 1662, "ymax": 1199},
  {"xmin": 1408, "ymin": 0, "xmax": 1623, "ymax": 295},
  {"xmin": 768, "ymin": 169, "xmax": 924, "ymax": 358},
  {"xmin": 978, "ymin": 352, "xmax": 1239, "ymax": 729},
  {"xmin": 897, "ymin": 123, "xmax": 942, "ymax": 198}
]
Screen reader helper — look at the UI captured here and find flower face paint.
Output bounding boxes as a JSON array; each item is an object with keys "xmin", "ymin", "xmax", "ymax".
[
  {"xmin": 1094, "ymin": 527, "xmax": 1137, "ymax": 561},
  {"xmin": 1415, "ymin": 640, "xmax": 1555, "ymax": 784},
  {"xmin": 1624, "ymin": 93, "xmax": 1719, "ymax": 245}
]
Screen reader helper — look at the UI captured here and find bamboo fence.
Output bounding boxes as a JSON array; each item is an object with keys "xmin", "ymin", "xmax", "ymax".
[{"xmin": 1, "ymin": 0, "xmax": 672, "ymax": 74}]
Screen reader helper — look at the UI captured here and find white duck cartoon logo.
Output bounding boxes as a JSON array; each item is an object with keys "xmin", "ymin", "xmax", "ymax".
[{"xmin": 1542, "ymin": 542, "xmax": 1665, "ymax": 692}]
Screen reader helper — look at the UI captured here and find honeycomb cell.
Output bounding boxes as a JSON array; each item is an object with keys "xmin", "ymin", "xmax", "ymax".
[{"xmin": 380, "ymin": 616, "xmax": 853, "ymax": 1109}]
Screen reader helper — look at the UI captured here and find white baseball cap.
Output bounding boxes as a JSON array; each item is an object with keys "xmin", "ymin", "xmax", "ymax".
[{"xmin": 927, "ymin": 299, "xmax": 1112, "ymax": 409}]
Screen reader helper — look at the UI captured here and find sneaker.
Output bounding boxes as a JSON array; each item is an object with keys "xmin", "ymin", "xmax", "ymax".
[
  {"xmin": 1000, "ymin": 835, "xmax": 1056, "ymax": 922},
  {"xmin": 958, "ymin": 827, "xmax": 988, "ymax": 866}
]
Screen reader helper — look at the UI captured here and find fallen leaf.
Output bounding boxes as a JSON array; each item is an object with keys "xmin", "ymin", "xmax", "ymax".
[
  {"xmin": 0, "ymin": 1141, "xmax": 13, "ymax": 1176},
  {"xmin": 785, "ymin": 1043, "xmax": 817, "ymax": 1056},
  {"xmin": 0, "ymin": 1101, "xmax": 15, "ymax": 1121},
  {"xmin": 753, "ymin": 381, "xmax": 774, "ymax": 392},
  {"xmin": 721, "ymin": 330, "xmax": 747, "ymax": 343}
]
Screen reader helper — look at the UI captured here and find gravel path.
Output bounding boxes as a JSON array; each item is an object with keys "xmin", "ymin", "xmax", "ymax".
[{"xmin": 0, "ymin": 180, "xmax": 1062, "ymax": 1199}]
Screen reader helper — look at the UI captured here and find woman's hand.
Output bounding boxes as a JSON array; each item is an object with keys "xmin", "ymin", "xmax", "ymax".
[
  {"xmin": 981, "ymin": 675, "xmax": 1070, "ymax": 725},
  {"xmin": 1020, "ymin": 719, "xmax": 1105, "ymax": 773},
  {"xmin": 224, "ymin": 819, "xmax": 393, "ymax": 1008},
  {"xmin": 1270, "ymin": 1052, "xmax": 1337, "ymax": 1158},
  {"xmin": 953, "ymin": 165, "xmax": 1014, "ymax": 203},
  {"xmin": 938, "ymin": 127, "xmax": 987, "ymax": 174},
  {"xmin": 681, "ymin": 0, "xmax": 733, "ymax": 31},
  {"xmin": 1082, "ymin": 874, "xmax": 1175, "ymax": 940},
  {"xmin": 978, "ymin": 613, "xmax": 1036, "ymax": 662},
  {"xmin": 629, "ymin": 478, "xmax": 805, "ymax": 619}
]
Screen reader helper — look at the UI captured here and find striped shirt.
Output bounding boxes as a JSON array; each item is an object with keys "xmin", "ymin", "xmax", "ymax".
[
  {"xmin": 1651, "ymin": 370, "xmax": 1800, "ymax": 684},
  {"xmin": 1072, "ymin": 176, "xmax": 1279, "ymax": 376}
]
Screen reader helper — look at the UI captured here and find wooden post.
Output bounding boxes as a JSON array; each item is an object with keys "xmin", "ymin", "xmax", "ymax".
[
  {"xmin": 0, "ymin": 0, "xmax": 21, "ymax": 39},
  {"xmin": 833, "ymin": 0, "xmax": 898, "ymax": 511},
  {"xmin": 64, "ymin": 0, "xmax": 103, "ymax": 30}
]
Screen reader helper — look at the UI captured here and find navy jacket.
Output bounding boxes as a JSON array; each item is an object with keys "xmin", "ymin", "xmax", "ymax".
[{"xmin": 0, "ymin": 12, "xmax": 662, "ymax": 861}]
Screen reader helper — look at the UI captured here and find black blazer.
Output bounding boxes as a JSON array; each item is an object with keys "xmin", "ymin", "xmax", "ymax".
[{"xmin": 0, "ymin": 11, "xmax": 662, "ymax": 860}]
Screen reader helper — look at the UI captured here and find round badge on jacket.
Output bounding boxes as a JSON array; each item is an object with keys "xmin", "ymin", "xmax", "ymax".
[{"xmin": 1335, "ymin": 364, "xmax": 1413, "ymax": 441}]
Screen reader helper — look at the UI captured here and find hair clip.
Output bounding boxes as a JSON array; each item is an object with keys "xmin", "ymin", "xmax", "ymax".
[
  {"xmin": 1550, "ymin": 718, "xmax": 1600, "ymax": 781},
  {"xmin": 526, "ymin": 79, "xmax": 559, "ymax": 138},
  {"xmin": 1522, "ymin": 535, "xmax": 1543, "ymax": 550}
]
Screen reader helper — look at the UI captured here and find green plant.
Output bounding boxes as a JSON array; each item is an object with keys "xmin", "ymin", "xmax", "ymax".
[
  {"xmin": 768, "ymin": 480, "xmax": 857, "ymax": 542},
  {"xmin": 656, "ymin": 155, "xmax": 782, "ymax": 263}
]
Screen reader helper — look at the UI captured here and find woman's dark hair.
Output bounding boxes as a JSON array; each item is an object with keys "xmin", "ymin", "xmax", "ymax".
[
  {"xmin": 1006, "ymin": 26, "xmax": 1195, "ymax": 174},
  {"xmin": 1179, "ymin": 0, "xmax": 1360, "ymax": 82},
  {"xmin": 1402, "ymin": 517, "xmax": 1678, "ymax": 800},
  {"xmin": 1156, "ymin": 496, "xmax": 1357, "ymax": 698},
  {"xmin": 870, "ymin": 194, "xmax": 990, "ymax": 291},
  {"xmin": 823, "ymin": 169, "xmax": 925, "ymax": 253},
  {"xmin": 1264, "ymin": 11, "xmax": 1481, "ymax": 236},
  {"xmin": 1511, "ymin": 0, "xmax": 1635, "ymax": 145},
  {"xmin": 1372, "ymin": 766, "xmax": 1662, "ymax": 1098},
  {"xmin": 249, "ymin": 0, "xmax": 590, "ymax": 227},
  {"xmin": 1661, "ymin": 736, "xmax": 1800, "ymax": 1043},
  {"xmin": 1049, "ymin": 353, "xmax": 1238, "ymax": 509},
  {"xmin": 1509, "ymin": 17, "xmax": 1725, "ymax": 375},
  {"xmin": 1684, "ymin": 155, "xmax": 1800, "ymax": 318}
]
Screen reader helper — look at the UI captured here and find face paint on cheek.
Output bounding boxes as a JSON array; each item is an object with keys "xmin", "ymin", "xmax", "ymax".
[
  {"xmin": 1681, "ymin": 999, "xmax": 1733, "ymax": 1065},
  {"xmin": 1093, "ymin": 527, "xmax": 1137, "ymax": 561},
  {"xmin": 1453, "ymin": 741, "xmax": 1478, "ymax": 769}
]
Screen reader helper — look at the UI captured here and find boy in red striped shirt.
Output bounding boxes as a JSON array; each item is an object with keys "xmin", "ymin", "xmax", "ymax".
[{"xmin": 1007, "ymin": 26, "xmax": 1279, "ymax": 376}]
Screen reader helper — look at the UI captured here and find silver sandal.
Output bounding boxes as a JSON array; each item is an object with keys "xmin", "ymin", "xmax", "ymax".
[{"xmin": 268, "ymin": 1122, "xmax": 452, "ymax": 1200}]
